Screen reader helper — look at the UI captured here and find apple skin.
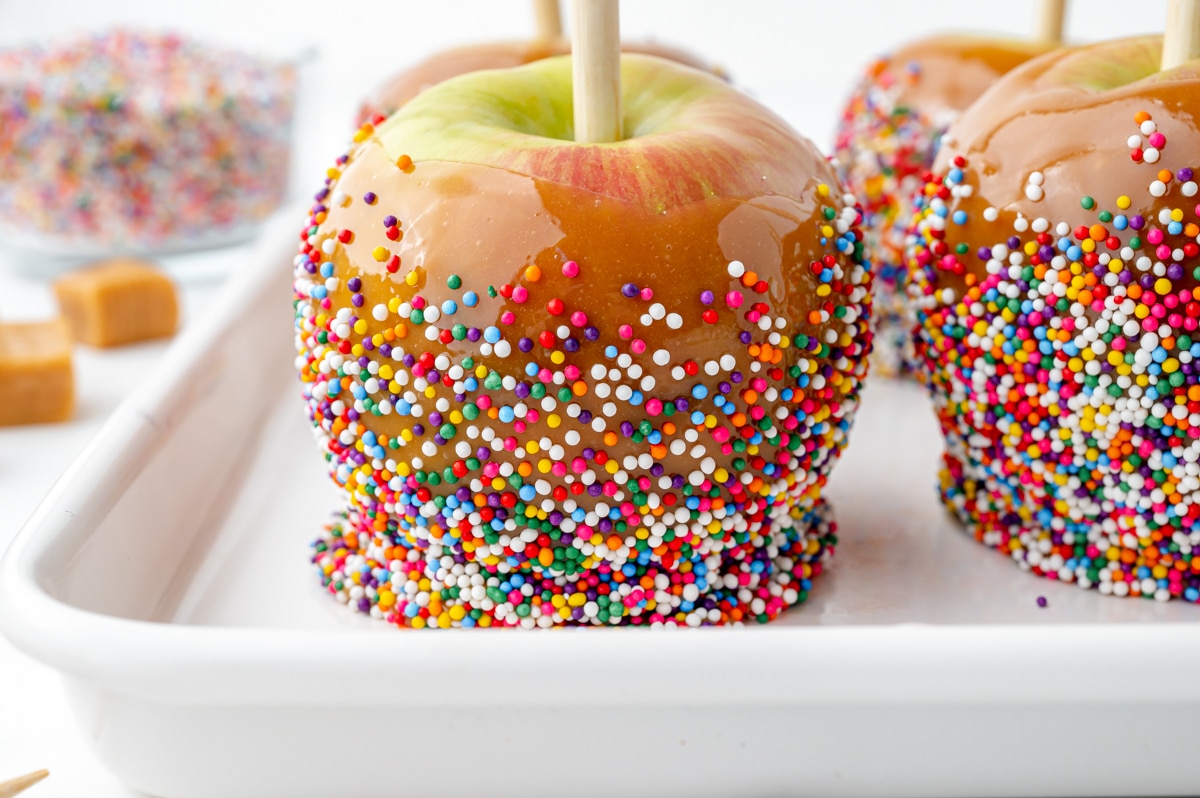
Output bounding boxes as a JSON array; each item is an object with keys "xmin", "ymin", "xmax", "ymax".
[
  {"xmin": 906, "ymin": 35, "xmax": 1200, "ymax": 601},
  {"xmin": 359, "ymin": 39, "xmax": 723, "ymax": 123},
  {"xmin": 293, "ymin": 54, "xmax": 874, "ymax": 628},
  {"xmin": 834, "ymin": 34, "xmax": 1054, "ymax": 375}
]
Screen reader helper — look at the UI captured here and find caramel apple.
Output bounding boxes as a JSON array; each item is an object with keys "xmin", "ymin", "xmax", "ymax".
[
  {"xmin": 907, "ymin": 35, "xmax": 1200, "ymax": 601},
  {"xmin": 295, "ymin": 54, "xmax": 872, "ymax": 628},
  {"xmin": 834, "ymin": 34, "xmax": 1053, "ymax": 374}
]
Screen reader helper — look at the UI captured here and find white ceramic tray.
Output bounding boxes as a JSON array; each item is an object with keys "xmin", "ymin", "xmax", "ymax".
[{"xmin": 3, "ymin": 215, "xmax": 1200, "ymax": 798}]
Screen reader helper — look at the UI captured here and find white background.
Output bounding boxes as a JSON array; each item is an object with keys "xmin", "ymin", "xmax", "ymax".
[{"xmin": 0, "ymin": 1, "xmax": 1173, "ymax": 795}]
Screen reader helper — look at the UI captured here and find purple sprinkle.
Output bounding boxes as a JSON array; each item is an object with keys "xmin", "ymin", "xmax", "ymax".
[
  {"xmin": 383, "ymin": 215, "xmax": 397, "ymax": 228},
  {"xmin": 621, "ymin": 283, "xmax": 638, "ymax": 298},
  {"xmin": 363, "ymin": 192, "xmax": 377, "ymax": 204},
  {"xmin": 700, "ymin": 290, "xmax": 714, "ymax": 305},
  {"xmin": 1036, "ymin": 596, "xmax": 1048, "ymax": 608}
]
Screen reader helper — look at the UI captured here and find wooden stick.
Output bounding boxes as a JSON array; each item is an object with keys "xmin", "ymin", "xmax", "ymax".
[
  {"xmin": 0, "ymin": 770, "xmax": 49, "ymax": 798},
  {"xmin": 571, "ymin": 0, "xmax": 622, "ymax": 143},
  {"xmin": 1034, "ymin": 0, "xmax": 1066, "ymax": 43},
  {"xmin": 533, "ymin": 0, "xmax": 562, "ymax": 41},
  {"xmin": 1163, "ymin": 0, "xmax": 1200, "ymax": 70}
]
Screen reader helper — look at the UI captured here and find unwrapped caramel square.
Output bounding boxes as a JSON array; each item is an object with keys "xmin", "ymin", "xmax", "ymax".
[
  {"xmin": 0, "ymin": 319, "xmax": 74, "ymax": 426},
  {"xmin": 54, "ymin": 258, "xmax": 179, "ymax": 347}
]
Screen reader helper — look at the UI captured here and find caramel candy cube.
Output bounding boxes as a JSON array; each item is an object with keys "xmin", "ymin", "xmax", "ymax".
[
  {"xmin": 0, "ymin": 319, "xmax": 74, "ymax": 426},
  {"xmin": 54, "ymin": 258, "xmax": 179, "ymax": 347}
]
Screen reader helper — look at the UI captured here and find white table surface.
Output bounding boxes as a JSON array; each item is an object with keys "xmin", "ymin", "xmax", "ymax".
[{"xmin": 0, "ymin": 0, "xmax": 1173, "ymax": 794}]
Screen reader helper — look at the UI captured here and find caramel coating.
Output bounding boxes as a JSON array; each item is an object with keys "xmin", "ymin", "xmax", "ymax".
[
  {"xmin": 879, "ymin": 34, "xmax": 1053, "ymax": 124},
  {"xmin": 359, "ymin": 39, "xmax": 721, "ymax": 122},
  {"xmin": 296, "ymin": 55, "xmax": 872, "ymax": 627}
]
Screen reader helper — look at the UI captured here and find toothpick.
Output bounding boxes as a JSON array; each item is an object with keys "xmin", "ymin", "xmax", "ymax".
[
  {"xmin": 0, "ymin": 770, "xmax": 49, "ymax": 798},
  {"xmin": 1163, "ymin": 0, "xmax": 1200, "ymax": 70},
  {"xmin": 1034, "ymin": 0, "xmax": 1066, "ymax": 44},
  {"xmin": 533, "ymin": 0, "xmax": 562, "ymax": 41},
  {"xmin": 571, "ymin": 0, "xmax": 622, "ymax": 143}
]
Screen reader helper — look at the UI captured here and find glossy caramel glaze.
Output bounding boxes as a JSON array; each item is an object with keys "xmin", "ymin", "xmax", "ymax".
[
  {"xmin": 907, "ymin": 36, "xmax": 1200, "ymax": 601},
  {"xmin": 294, "ymin": 55, "xmax": 873, "ymax": 627}
]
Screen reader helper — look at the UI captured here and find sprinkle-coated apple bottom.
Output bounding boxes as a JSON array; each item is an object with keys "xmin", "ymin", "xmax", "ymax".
[
  {"xmin": 292, "ymin": 117, "xmax": 872, "ymax": 627},
  {"xmin": 909, "ymin": 36, "xmax": 1200, "ymax": 601}
]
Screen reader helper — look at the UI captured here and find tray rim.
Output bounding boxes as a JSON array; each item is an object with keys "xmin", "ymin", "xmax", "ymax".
[{"xmin": 4, "ymin": 213, "xmax": 1200, "ymax": 713}]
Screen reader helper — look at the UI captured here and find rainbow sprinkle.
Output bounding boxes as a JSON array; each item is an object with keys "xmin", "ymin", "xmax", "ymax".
[
  {"xmin": 835, "ymin": 52, "xmax": 949, "ymax": 376},
  {"xmin": 293, "ymin": 119, "xmax": 874, "ymax": 628},
  {"xmin": 910, "ymin": 109, "xmax": 1200, "ymax": 602}
]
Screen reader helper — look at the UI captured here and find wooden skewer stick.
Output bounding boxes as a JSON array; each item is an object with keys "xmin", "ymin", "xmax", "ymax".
[
  {"xmin": 571, "ymin": 0, "xmax": 622, "ymax": 144},
  {"xmin": 1034, "ymin": 0, "xmax": 1066, "ymax": 44},
  {"xmin": 1163, "ymin": 0, "xmax": 1200, "ymax": 71},
  {"xmin": 0, "ymin": 770, "xmax": 49, "ymax": 798},
  {"xmin": 533, "ymin": 0, "xmax": 563, "ymax": 41}
]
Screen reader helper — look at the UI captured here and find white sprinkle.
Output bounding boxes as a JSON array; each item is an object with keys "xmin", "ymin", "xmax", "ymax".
[
  {"xmin": 1028, "ymin": 171, "xmax": 1044, "ymax": 186},
  {"xmin": 983, "ymin": 207, "xmax": 999, "ymax": 222},
  {"xmin": 493, "ymin": 340, "xmax": 512, "ymax": 358},
  {"xmin": 727, "ymin": 260, "xmax": 745, "ymax": 278},
  {"xmin": 649, "ymin": 303, "xmax": 666, "ymax": 320},
  {"xmin": 1184, "ymin": 182, "xmax": 1198, "ymax": 197},
  {"xmin": 652, "ymin": 349, "xmax": 671, "ymax": 366},
  {"xmin": 1127, "ymin": 135, "xmax": 1143, "ymax": 148},
  {"xmin": 371, "ymin": 304, "xmax": 389, "ymax": 321},
  {"xmin": 1150, "ymin": 180, "xmax": 1167, "ymax": 197},
  {"xmin": 666, "ymin": 313, "xmax": 683, "ymax": 329},
  {"xmin": 1025, "ymin": 184, "xmax": 1044, "ymax": 202},
  {"xmin": 1141, "ymin": 120, "xmax": 1157, "ymax": 136},
  {"xmin": 1144, "ymin": 147, "xmax": 1161, "ymax": 164}
]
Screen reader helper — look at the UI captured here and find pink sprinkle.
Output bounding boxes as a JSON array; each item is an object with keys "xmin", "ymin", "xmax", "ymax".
[
  {"xmin": 513, "ymin": 420, "xmax": 526, "ymax": 433},
  {"xmin": 412, "ymin": 296, "xmax": 426, "ymax": 309},
  {"xmin": 500, "ymin": 311, "xmax": 516, "ymax": 325},
  {"xmin": 512, "ymin": 286, "xmax": 529, "ymax": 303},
  {"xmin": 639, "ymin": 288, "xmax": 654, "ymax": 301},
  {"xmin": 564, "ymin": 365, "xmax": 581, "ymax": 380},
  {"xmin": 525, "ymin": 410, "xmax": 539, "ymax": 423},
  {"xmin": 630, "ymin": 339, "xmax": 646, "ymax": 354},
  {"xmin": 503, "ymin": 437, "xmax": 517, "ymax": 451},
  {"xmin": 476, "ymin": 395, "xmax": 492, "ymax": 410},
  {"xmin": 726, "ymin": 291, "xmax": 744, "ymax": 309},
  {"xmin": 618, "ymin": 324, "xmax": 633, "ymax": 339},
  {"xmin": 1147, "ymin": 228, "xmax": 1164, "ymax": 245},
  {"xmin": 570, "ymin": 311, "xmax": 588, "ymax": 327},
  {"xmin": 645, "ymin": 399, "xmax": 663, "ymax": 415},
  {"xmin": 1149, "ymin": 132, "xmax": 1166, "ymax": 148},
  {"xmin": 562, "ymin": 260, "xmax": 579, "ymax": 278},
  {"xmin": 1157, "ymin": 244, "xmax": 1172, "ymax": 260}
]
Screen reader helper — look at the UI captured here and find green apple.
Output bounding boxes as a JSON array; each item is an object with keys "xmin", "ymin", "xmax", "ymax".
[
  {"xmin": 359, "ymin": 39, "xmax": 722, "ymax": 122},
  {"xmin": 294, "ymin": 53, "xmax": 874, "ymax": 628}
]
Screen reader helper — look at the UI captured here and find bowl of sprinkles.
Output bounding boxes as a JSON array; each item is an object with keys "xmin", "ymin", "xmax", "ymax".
[
  {"xmin": 0, "ymin": 29, "xmax": 298, "ymax": 257},
  {"xmin": 907, "ymin": 35, "xmax": 1200, "ymax": 602}
]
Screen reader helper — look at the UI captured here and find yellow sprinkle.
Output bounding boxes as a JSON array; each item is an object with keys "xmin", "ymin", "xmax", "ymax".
[
  {"xmin": 372, "ymin": 246, "xmax": 389, "ymax": 262},
  {"xmin": 1116, "ymin": 195, "xmax": 1131, "ymax": 209}
]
